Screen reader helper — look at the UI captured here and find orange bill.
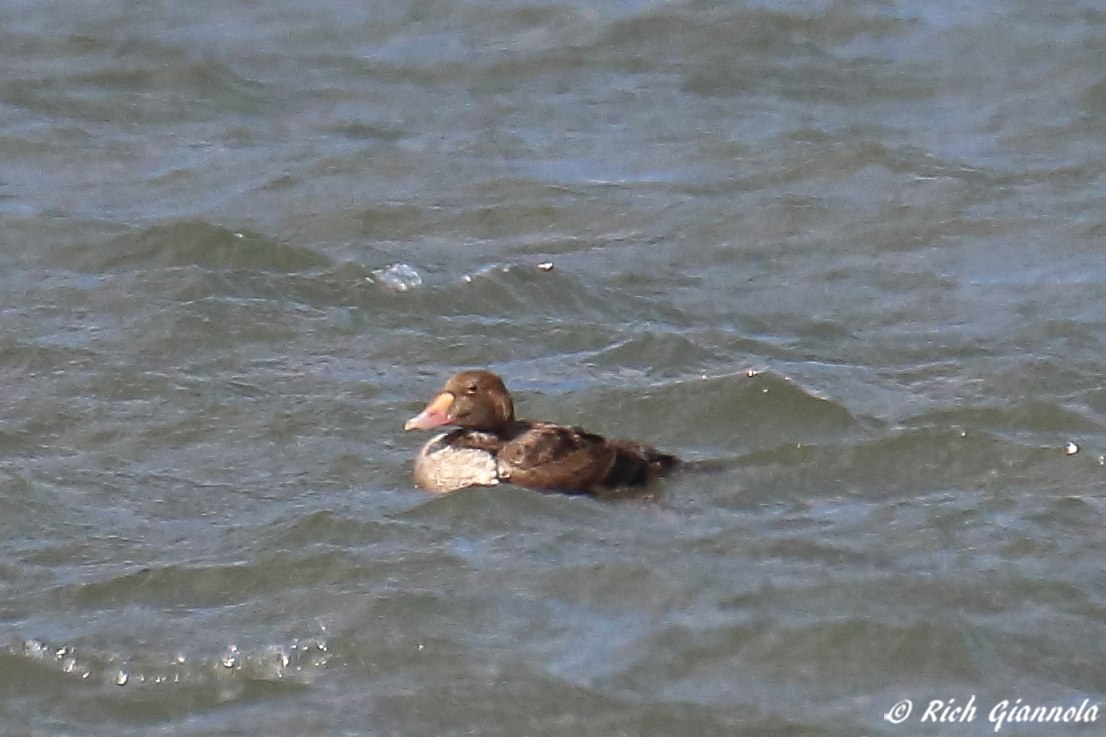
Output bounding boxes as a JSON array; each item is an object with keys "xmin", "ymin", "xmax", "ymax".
[{"xmin": 404, "ymin": 392, "xmax": 455, "ymax": 431}]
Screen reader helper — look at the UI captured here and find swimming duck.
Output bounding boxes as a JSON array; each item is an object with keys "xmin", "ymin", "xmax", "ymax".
[{"xmin": 403, "ymin": 370, "xmax": 679, "ymax": 495}]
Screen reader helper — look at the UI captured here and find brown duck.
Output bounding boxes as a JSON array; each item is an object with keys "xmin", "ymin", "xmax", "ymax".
[{"xmin": 403, "ymin": 370, "xmax": 679, "ymax": 495}]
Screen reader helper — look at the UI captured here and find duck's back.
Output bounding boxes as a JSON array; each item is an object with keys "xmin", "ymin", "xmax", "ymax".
[{"xmin": 497, "ymin": 422, "xmax": 678, "ymax": 494}]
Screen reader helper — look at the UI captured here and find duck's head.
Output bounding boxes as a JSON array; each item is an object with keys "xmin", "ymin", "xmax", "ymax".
[{"xmin": 404, "ymin": 370, "xmax": 515, "ymax": 433}]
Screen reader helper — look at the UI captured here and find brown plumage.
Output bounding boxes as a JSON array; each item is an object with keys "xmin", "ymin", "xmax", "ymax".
[{"xmin": 404, "ymin": 370, "xmax": 679, "ymax": 495}]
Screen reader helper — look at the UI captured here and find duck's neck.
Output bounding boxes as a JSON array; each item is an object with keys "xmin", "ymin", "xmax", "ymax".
[{"xmin": 458, "ymin": 419, "xmax": 530, "ymax": 442}]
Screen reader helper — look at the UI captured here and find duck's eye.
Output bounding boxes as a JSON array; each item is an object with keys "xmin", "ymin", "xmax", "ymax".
[{"xmin": 463, "ymin": 384, "xmax": 477, "ymax": 395}]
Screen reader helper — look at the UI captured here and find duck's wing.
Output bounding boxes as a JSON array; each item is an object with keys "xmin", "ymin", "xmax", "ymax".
[{"xmin": 496, "ymin": 423, "xmax": 616, "ymax": 493}]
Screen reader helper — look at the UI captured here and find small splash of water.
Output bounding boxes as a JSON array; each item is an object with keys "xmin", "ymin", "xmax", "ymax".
[
  {"xmin": 22, "ymin": 639, "xmax": 50, "ymax": 660},
  {"xmin": 220, "ymin": 644, "xmax": 240, "ymax": 668},
  {"xmin": 371, "ymin": 263, "xmax": 423, "ymax": 292},
  {"xmin": 6, "ymin": 636, "xmax": 334, "ymax": 689}
]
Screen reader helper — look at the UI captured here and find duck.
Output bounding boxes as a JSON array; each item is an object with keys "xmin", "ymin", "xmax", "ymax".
[{"xmin": 403, "ymin": 370, "xmax": 679, "ymax": 495}]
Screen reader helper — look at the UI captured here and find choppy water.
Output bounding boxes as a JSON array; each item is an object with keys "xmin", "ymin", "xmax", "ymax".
[{"xmin": 3, "ymin": 1, "xmax": 1106, "ymax": 735}]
